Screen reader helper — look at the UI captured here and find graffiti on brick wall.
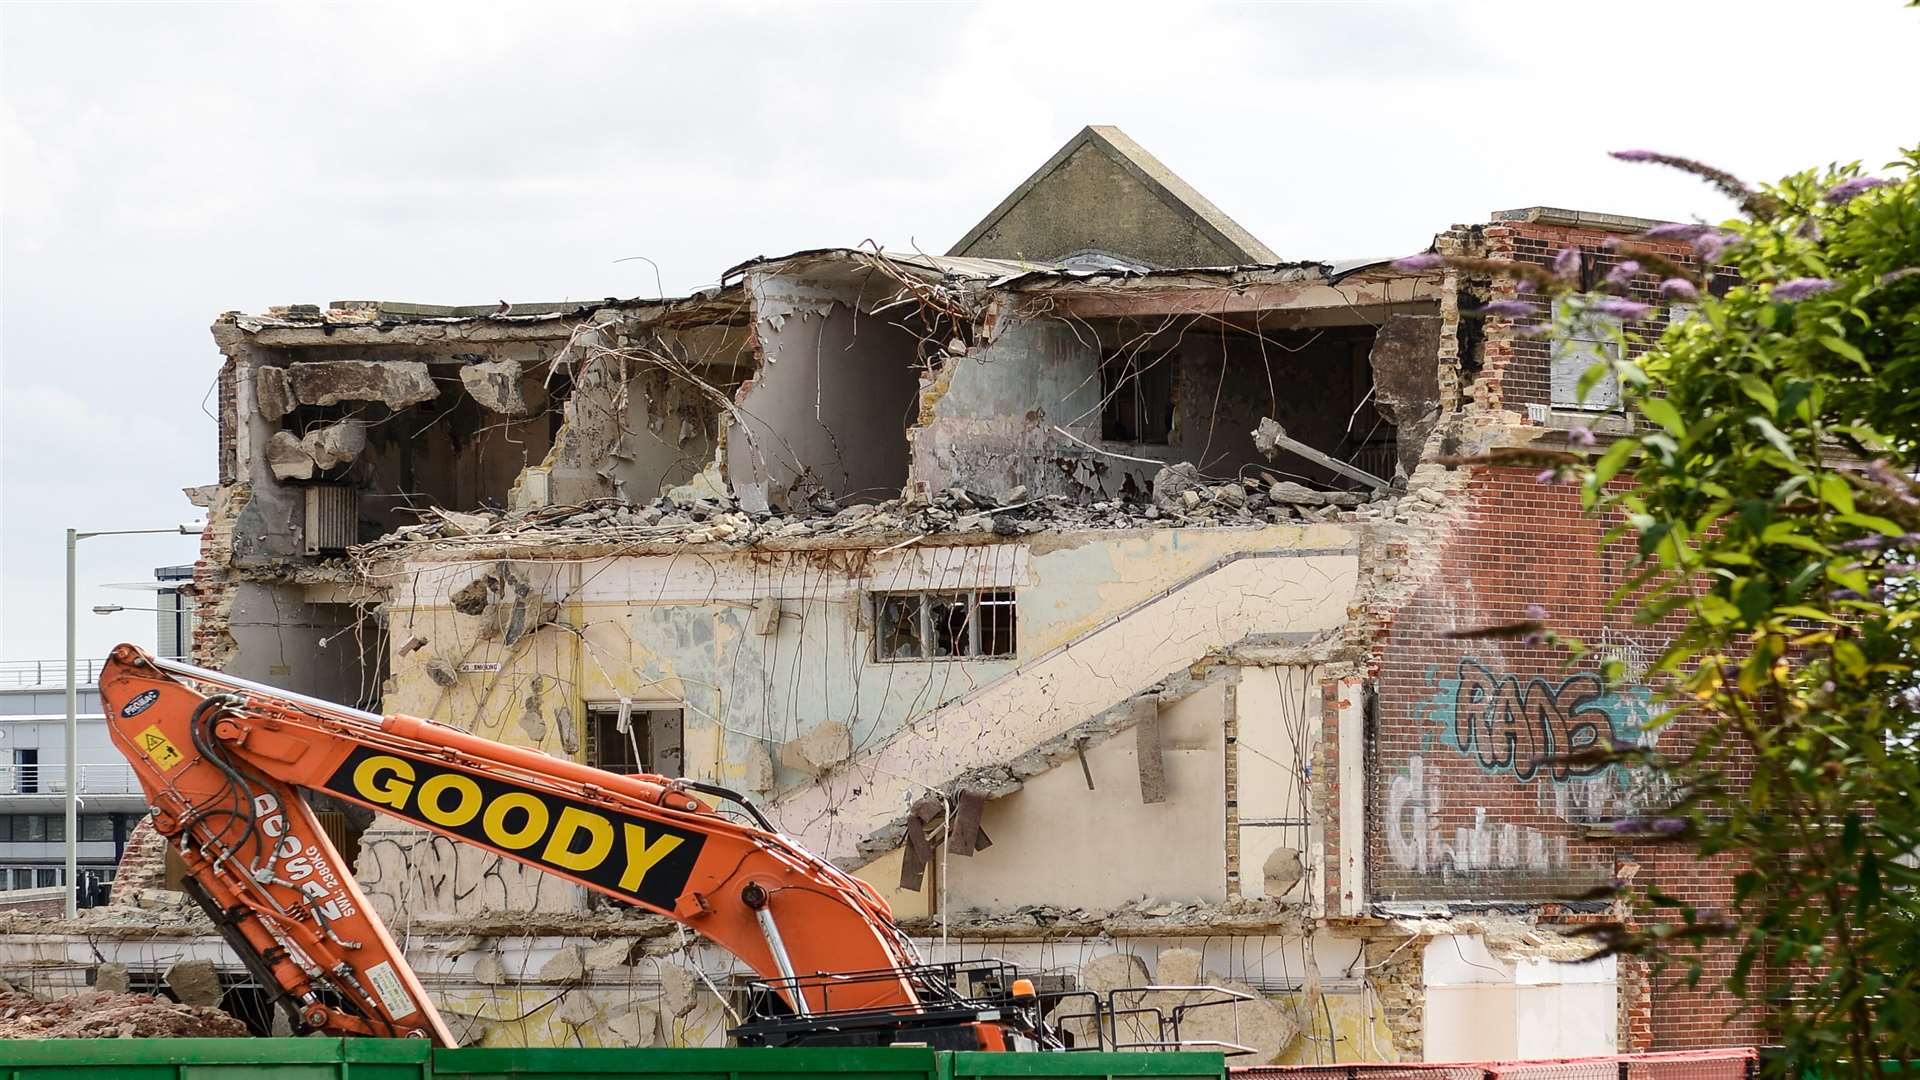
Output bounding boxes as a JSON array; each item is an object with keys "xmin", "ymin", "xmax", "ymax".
[
  {"xmin": 1385, "ymin": 656, "xmax": 1673, "ymax": 876},
  {"xmin": 1417, "ymin": 657, "xmax": 1656, "ymax": 783},
  {"xmin": 1387, "ymin": 753, "xmax": 1567, "ymax": 876}
]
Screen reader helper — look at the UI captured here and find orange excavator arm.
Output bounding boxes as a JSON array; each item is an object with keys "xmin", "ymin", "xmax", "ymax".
[{"xmin": 97, "ymin": 645, "xmax": 924, "ymax": 1044}]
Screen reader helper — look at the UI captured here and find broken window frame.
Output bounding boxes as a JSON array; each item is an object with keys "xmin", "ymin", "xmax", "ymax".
[
  {"xmin": 583, "ymin": 702, "xmax": 686, "ymax": 777},
  {"xmin": 871, "ymin": 589, "xmax": 1017, "ymax": 662}
]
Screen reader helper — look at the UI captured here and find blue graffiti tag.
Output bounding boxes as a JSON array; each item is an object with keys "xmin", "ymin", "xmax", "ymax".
[{"xmin": 1416, "ymin": 658, "xmax": 1655, "ymax": 784}]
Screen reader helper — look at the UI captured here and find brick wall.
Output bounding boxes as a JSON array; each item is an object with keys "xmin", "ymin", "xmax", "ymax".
[
  {"xmin": 216, "ymin": 357, "xmax": 236, "ymax": 485},
  {"xmin": 1369, "ymin": 465, "xmax": 1762, "ymax": 1049}
]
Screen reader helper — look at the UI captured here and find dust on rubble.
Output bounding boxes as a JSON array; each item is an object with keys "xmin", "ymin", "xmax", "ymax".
[{"xmin": 0, "ymin": 990, "xmax": 249, "ymax": 1039}]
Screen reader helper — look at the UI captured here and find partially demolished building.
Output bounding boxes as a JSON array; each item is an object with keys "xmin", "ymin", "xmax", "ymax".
[{"xmin": 46, "ymin": 127, "xmax": 1748, "ymax": 1057}]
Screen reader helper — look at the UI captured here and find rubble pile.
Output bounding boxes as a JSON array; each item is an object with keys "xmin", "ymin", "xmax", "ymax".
[
  {"xmin": 0, "ymin": 989, "xmax": 248, "ymax": 1039},
  {"xmin": 358, "ymin": 464, "xmax": 1382, "ymax": 558}
]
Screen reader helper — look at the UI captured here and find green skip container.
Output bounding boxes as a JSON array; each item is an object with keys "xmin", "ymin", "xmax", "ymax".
[{"xmin": 0, "ymin": 1041, "xmax": 1225, "ymax": 1080}]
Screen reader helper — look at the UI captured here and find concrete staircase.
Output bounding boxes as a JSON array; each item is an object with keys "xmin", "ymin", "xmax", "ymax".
[{"xmin": 766, "ymin": 545, "xmax": 1358, "ymax": 862}]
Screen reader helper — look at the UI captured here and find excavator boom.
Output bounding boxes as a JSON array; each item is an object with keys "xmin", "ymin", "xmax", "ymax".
[{"xmin": 97, "ymin": 645, "xmax": 928, "ymax": 1044}]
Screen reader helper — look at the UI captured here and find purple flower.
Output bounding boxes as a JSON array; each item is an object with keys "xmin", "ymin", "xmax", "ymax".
[
  {"xmin": 1604, "ymin": 260, "xmax": 1642, "ymax": 287},
  {"xmin": 1526, "ymin": 604, "xmax": 1548, "ymax": 620},
  {"xmin": 1594, "ymin": 298, "xmax": 1654, "ymax": 320},
  {"xmin": 1824, "ymin": 176, "xmax": 1887, "ymax": 204},
  {"xmin": 1394, "ymin": 252, "xmax": 1445, "ymax": 271},
  {"xmin": 1569, "ymin": 425, "xmax": 1598, "ymax": 448},
  {"xmin": 1472, "ymin": 300, "xmax": 1535, "ymax": 318},
  {"xmin": 1611, "ymin": 149, "xmax": 1660, "ymax": 162},
  {"xmin": 1638, "ymin": 222, "xmax": 1711, "ymax": 242},
  {"xmin": 1518, "ymin": 321, "xmax": 1554, "ymax": 338},
  {"xmin": 1535, "ymin": 468, "xmax": 1563, "ymax": 485},
  {"xmin": 1772, "ymin": 277, "xmax": 1836, "ymax": 301},
  {"xmin": 1553, "ymin": 247, "xmax": 1581, "ymax": 278},
  {"xmin": 1660, "ymin": 278, "xmax": 1699, "ymax": 302},
  {"xmin": 1693, "ymin": 231, "xmax": 1736, "ymax": 262}
]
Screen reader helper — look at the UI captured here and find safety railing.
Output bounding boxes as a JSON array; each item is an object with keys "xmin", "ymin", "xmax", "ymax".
[
  {"xmin": 0, "ymin": 763, "xmax": 144, "ymax": 796},
  {"xmin": 0, "ymin": 656, "xmax": 186, "ymax": 689}
]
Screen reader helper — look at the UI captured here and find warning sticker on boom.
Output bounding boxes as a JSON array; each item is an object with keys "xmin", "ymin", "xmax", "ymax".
[
  {"xmin": 364, "ymin": 960, "xmax": 417, "ymax": 1020},
  {"xmin": 135, "ymin": 726, "xmax": 184, "ymax": 772}
]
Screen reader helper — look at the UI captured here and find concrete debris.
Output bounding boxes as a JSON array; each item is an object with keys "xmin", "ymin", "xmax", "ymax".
[
  {"xmin": 1262, "ymin": 846, "xmax": 1304, "ymax": 896},
  {"xmin": 1151, "ymin": 463, "xmax": 1205, "ymax": 509},
  {"xmin": 424, "ymin": 658, "xmax": 459, "ymax": 688},
  {"xmin": 0, "ymin": 990, "xmax": 248, "ymax": 1039},
  {"xmin": 359, "ymin": 474, "xmax": 1385, "ymax": 562},
  {"xmin": 656, "ymin": 963, "xmax": 697, "ymax": 1017},
  {"xmin": 290, "ymin": 360, "xmax": 438, "ymax": 408},
  {"xmin": 307, "ymin": 419, "xmax": 367, "ymax": 470},
  {"xmin": 473, "ymin": 951, "xmax": 507, "ymax": 985},
  {"xmin": 1174, "ymin": 976, "xmax": 1300, "ymax": 1063},
  {"xmin": 459, "ymin": 359, "xmax": 528, "ymax": 414},
  {"xmin": 777, "ymin": 719, "xmax": 853, "ymax": 775},
  {"xmin": 254, "ymin": 365, "xmax": 294, "ymax": 420},
  {"xmin": 539, "ymin": 945, "xmax": 585, "ymax": 983},
  {"xmin": 265, "ymin": 430, "xmax": 316, "ymax": 481},
  {"xmin": 93, "ymin": 963, "xmax": 129, "ymax": 994},
  {"xmin": 552, "ymin": 989, "xmax": 601, "ymax": 1028},
  {"xmin": 164, "ymin": 959, "xmax": 222, "ymax": 1007},
  {"xmin": 450, "ymin": 574, "xmax": 496, "ymax": 616},
  {"xmin": 1155, "ymin": 947, "xmax": 1203, "ymax": 985},
  {"xmin": 1078, "ymin": 951, "xmax": 1149, "ymax": 994},
  {"xmin": 585, "ymin": 936, "xmax": 638, "ymax": 971},
  {"xmin": 605, "ymin": 1007, "xmax": 660, "ymax": 1047}
]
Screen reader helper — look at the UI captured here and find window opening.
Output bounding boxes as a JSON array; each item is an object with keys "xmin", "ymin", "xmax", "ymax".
[
  {"xmin": 873, "ymin": 590, "xmax": 1018, "ymax": 661},
  {"xmin": 586, "ymin": 703, "xmax": 685, "ymax": 777},
  {"xmin": 1100, "ymin": 349, "xmax": 1175, "ymax": 444},
  {"xmin": 1550, "ymin": 297, "xmax": 1624, "ymax": 411},
  {"xmin": 12, "ymin": 749, "xmax": 36, "ymax": 794}
]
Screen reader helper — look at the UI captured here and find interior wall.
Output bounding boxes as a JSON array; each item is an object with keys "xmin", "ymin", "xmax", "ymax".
[
  {"xmin": 728, "ymin": 282, "xmax": 922, "ymax": 511},
  {"xmin": 608, "ymin": 326, "xmax": 749, "ymax": 498},
  {"xmin": 944, "ymin": 684, "xmax": 1228, "ymax": 910},
  {"xmin": 1236, "ymin": 665, "xmax": 1319, "ymax": 902},
  {"xmin": 223, "ymin": 585, "xmax": 378, "ymax": 709}
]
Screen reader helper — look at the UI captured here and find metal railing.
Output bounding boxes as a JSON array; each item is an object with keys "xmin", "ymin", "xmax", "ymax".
[
  {"xmin": 0, "ymin": 763, "xmax": 143, "ymax": 796},
  {"xmin": 0, "ymin": 656, "xmax": 186, "ymax": 689}
]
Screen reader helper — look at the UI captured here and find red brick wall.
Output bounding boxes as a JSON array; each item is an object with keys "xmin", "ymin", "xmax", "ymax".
[{"xmin": 1370, "ymin": 465, "xmax": 1761, "ymax": 1049}]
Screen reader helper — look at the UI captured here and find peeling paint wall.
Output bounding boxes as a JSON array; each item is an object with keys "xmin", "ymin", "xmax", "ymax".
[{"xmin": 728, "ymin": 275, "xmax": 925, "ymax": 511}]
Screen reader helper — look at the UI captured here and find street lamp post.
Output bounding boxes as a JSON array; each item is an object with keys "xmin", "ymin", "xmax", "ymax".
[{"xmin": 65, "ymin": 523, "xmax": 203, "ymax": 918}]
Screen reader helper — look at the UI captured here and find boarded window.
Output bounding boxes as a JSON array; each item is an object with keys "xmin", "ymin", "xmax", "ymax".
[
  {"xmin": 873, "ymin": 590, "xmax": 1018, "ymax": 661},
  {"xmin": 1550, "ymin": 298, "xmax": 1623, "ymax": 411},
  {"xmin": 585, "ymin": 704, "xmax": 685, "ymax": 777}
]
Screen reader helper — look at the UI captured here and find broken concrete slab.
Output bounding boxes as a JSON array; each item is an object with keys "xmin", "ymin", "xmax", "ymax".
[
  {"xmin": 473, "ymin": 952, "xmax": 507, "ymax": 985},
  {"xmin": 1369, "ymin": 313, "xmax": 1444, "ymax": 477},
  {"xmin": 539, "ymin": 945, "xmax": 584, "ymax": 983},
  {"xmin": 165, "ymin": 959, "xmax": 222, "ymax": 1007},
  {"xmin": 552, "ymin": 989, "xmax": 601, "ymax": 1027},
  {"xmin": 1178, "ymin": 976, "xmax": 1300, "ymax": 1063},
  {"xmin": 585, "ymin": 937, "xmax": 638, "ymax": 971},
  {"xmin": 605, "ymin": 1006, "xmax": 660, "ymax": 1046},
  {"xmin": 1151, "ymin": 463, "xmax": 1203, "ymax": 509},
  {"xmin": 94, "ymin": 963, "xmax": 129, "ymax": 995},
  {"xmin": 1079, "ymin": 951, "xmax": 1149, "ymax": 994},
  {"xmin": 657, "ymin": 964, "xmax": 696, "ymax": 1017},
  {"xmin": 254, "ymin": 365, "xmax": 294, "ymax": 421},
  {"xmin": 1262, "ymin": 846, "xmax": 1304, "ymax": 896},
  {"xmin": 777, "ymin": 719, "xmax": 853, "ymax": 775},
  {"xmin": 290, "ymin": 360, "xmax": 437, "ymax": 408},
  {"xmin": 1155, "ymin": 947, "xmax": 1203, "ymax": 986},
  {"xmin": 265, "ymin": 431, "xmax": 315, "ymax": 480},
  {"xmin": 460, "ymin": 359, "xmax": 528, "ymax": 415},
  {"xmin": 306, "ymin": 419, "xmax": 367, "ymax": 470}
]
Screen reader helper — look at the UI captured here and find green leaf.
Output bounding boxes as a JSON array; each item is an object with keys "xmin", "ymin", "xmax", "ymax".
[
  {"xmin": 1593, "ymin": 438, "xmax": 1638, "ymax": 486},
  {"xmin": 1747, "ymin": 416, "xmax": 1799, "ymax": 461},
  {"xmin": 1820, "ymin": 335, "xmax": 1867, "ymax": 369},
  {"xmin": 1837, "ymin": 511, "xmax": 1905, "ymax": 537},
  {"xmin": 1816, "ymin": 473, "xmax": 1855, "ymax": 515},
  {"xmin": 1640, "ymin": 396, "xmax": 1686, "ymax": 437},
  {"xmin": 1736, "ymin": 374, "xmax": 1778, "ymax": 415}
]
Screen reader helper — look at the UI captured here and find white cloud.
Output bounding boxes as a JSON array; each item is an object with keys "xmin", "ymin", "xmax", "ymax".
[{"xmin": 2, "ymin": 0, "xmax": 1915, "ymax": 658}]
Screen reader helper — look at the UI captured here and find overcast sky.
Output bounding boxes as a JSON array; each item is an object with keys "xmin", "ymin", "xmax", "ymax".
[{"xmin": 2, "ymin": 1, "xmax": 1915, "ymax": 665}]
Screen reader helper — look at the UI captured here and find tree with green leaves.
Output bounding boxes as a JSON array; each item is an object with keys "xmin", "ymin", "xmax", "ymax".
[{"xmin": 1402, "ymin": 149, "xmax": 1920, "ymax": 1070}]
